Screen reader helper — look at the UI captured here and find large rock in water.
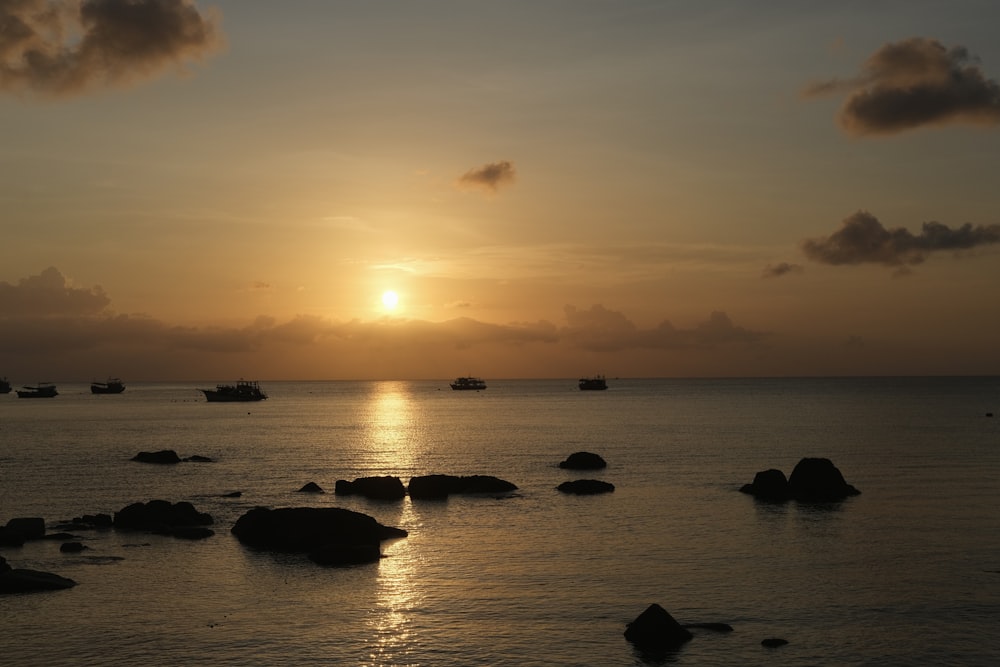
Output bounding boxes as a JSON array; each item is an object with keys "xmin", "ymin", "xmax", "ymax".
[
  {"xmin": 132, "ymin": 450, "xmax": 182, "ymax": 464},
  {"xmin": 0, "ymin": 556, "xmax": 76, "ymax": 594},
  {"xmin": 558, "ymin": 451, "xmax": 607, "ymax": 470},
  {"xmin": 5, "ymin": 517, "xmax": 46, "ymax": 540},
  {"xmin": 407, "ymin": 474, "xmax": 517, "ymax": 500},
  {"xmin": 231, "ymin": 507, "xmax": 407, "ymax": 555},
  {"xmin": 624, "ymin": 603, "xmax": 693, "ymax": 649},
  {"xmin": 788, "ymin": 457, "xmax": 860, "ymax": 501},
  {"xmin": 335, "ymin": 476, "xmax": 406, "ymax": 500},
  {"xmin": 114, "ymin": 500, "xmax": 213, "ymax": 534}
]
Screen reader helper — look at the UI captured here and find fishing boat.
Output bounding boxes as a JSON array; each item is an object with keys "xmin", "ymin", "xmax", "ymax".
[
  {"xmin": 200, "ymin": 379, "xmax": 268, "ymax": 402},
  {"xmin": 0, "ymin": 377, "xmax": 10, "ymax": 394},
  {"xmin": 16, "ymin": 383, "xmax": 58, "ymax": 398},
  {"xmin": 91, "ymin": 378, "xmax": 126, "ymax": 394},
  {"xmin": 450, "ymin": 376, "xmax": 487, "ymax": 391},
  {"xmin": 578, "ymin": 375, "xmax": 608, "ymax": 391}
]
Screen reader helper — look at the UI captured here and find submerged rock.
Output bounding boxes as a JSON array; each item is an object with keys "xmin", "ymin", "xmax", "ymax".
[
  {"xmin": 624, "ymin": 603, "xmax": 693, "ymax": 649},
  {"xmin": 297, "ymin": 482, "xmax": 325, "ymax": 493},
  {"xmin": 557, "ymin": 479, "xmax": 615, "ymax": 495},
  {"xmin": 761, "ymin": 637, "xmax": 789, "ymax": 648},
  {"xmin": 558, "ymin": 451, "xmax": 608, "ymax": 470}
]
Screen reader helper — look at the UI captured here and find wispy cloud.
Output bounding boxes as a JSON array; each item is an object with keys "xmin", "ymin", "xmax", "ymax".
[
  {"xmin": 801, "ymin": 210, "xmax": 1000, "ymax": 267},
  {"xmin": 455, "ymin": 160, "xmax": 516, "ymax": 193},
  {"xmin": 761, "ymin": 262, "xmax": 803, "ymax": 279},
  {"xmin": 802, "ymin": 37, "xmax": 1000, "ymax": 136},
  {"xmin": 0, "ymin": 0, "xmax": 224, "ymax": 98}
]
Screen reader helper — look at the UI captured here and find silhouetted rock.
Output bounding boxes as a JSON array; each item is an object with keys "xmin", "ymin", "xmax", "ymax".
[
  {"xmin": 297, "ymin": 482, "xmax": 324, "ymax": 493},
  {"xmin": 60, "ymin": 542, "xmax": 87, "ymax": 553},
  {"xmin": 308, "ymin": 541, "xmax": 383, "ymax": 566},
  {"xmin": 171, "ymin": 526, "xmax": 215, "ymax": 540},
  {"xmin": 761, "ymin": 637, "xmax": 789, "ymax": 647},
  {"xmin": 788, "ymin": 457, "xmax": 860, "ymax": 501},
  {"xmin": 221, "ymin": 491, "xmax": 242, "ymax": 498},
  {"xmin": 5, "ymin": 517, "xmax": 45, "ymax": 540},
  {"xmin": 0, "ymin": 556, "xmax": 76, "ymax": 594},
  {"xmin": 559, "ymin": 451, "xmax": 607, "ymax": 470},
  {"xmin": 557, "ymin": 479, "xmax": 615, "ymax": 495},
  {"xmin": 741, "ymin": 458, "xmax": 860, "ymax": 502},
  {"xmin": 624, "ymin": 603, "xmax": 693, "ymax": 649},
  {"xmin": 0, "ymin": 527, "xmax": 26, "ymax": 547},
  {"xmin": 335, "ymin": 476, "xmax": 406, "ymax": 500},
  {"xmin": 739, "ymin": 468, "xmax": 791, "ymax": 501},
  {"xmin": 132, "ymin": 450, "xmax": 181, "ymax": 464},
  {"xmin": 114, "ymin": 500, "xmax": 213, "ymax": 535},
  {"xmin": 182, "ymin": 455, "xmax": 214, "ymax": 463},
  {"xmin": 407, "ymin": 474, "xmax": 517, "ymax": 500},
  {"xmin": 231, "ymin": 506, "xmax": 407, "ymax": 555}
]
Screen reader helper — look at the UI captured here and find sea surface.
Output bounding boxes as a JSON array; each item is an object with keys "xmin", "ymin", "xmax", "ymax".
[{"xmin": 1, "ymin": 377, "xmax": 999, "ymax": 666}]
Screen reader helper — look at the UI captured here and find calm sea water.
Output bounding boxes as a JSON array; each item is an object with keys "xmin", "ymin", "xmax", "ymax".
[{"xmin": 2, "ymin": 377, "xmax": 999, "ymax": 666}]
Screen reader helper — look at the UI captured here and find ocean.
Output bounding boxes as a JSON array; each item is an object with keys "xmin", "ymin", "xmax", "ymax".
[{"xmin": 1, "ymin": 377, "xmax": 999, "ymax": 666}]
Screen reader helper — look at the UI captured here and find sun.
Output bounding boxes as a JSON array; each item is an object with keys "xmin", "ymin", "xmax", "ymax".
[{"xmin": 381, "ymin": 290, "xmax": 399, "ymax": 310}]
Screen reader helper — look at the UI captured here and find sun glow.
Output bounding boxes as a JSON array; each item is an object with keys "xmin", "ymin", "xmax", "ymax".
[{"xmin": 382, "ymin": 290, "xmax": 399, "ymax": 310}]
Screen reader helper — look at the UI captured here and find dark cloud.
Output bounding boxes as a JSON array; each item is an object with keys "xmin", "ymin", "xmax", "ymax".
[
  {"xmin": 803, "ymin": 37, "xmax": 1000, "ymax": 136},
  {"xmin": 801, "ymin": 210, "xmax": 1000, "ymax": 267},
  {"xmin": 0, "ymin": 266, "xmax": 110, "ymax": 316},
  {"xmin": 761, "ymin": 262, "xmax": 804, "ymax": 279},
  {"xmin": 0, "ymin": 0, "xmax": 224, "ymax": 97},
  {"xmin": 456, "ymin": 160, "xmax": 516, "ymax": 193}
]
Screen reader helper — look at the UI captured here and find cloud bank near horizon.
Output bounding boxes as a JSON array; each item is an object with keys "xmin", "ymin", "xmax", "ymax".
[
  {"xmin": 0, "ymin": 0, "xmax": 224, "ymax": 98},
  {"xmin": 803, "ymin": 37, "xmax": 1000, "ymax": 136},
  {"xmin": 0, "ymin": 268, "xmax": 766, "ymax": 378}
]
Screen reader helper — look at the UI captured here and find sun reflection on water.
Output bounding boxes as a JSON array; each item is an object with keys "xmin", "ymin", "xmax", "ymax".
[
  {"xmin": 361, "ymin": 381, "xmax": 418, "ymax": 474},
  {"xmin": 363, "ymin": 539, "xmax": 422, "ymax": 667}
]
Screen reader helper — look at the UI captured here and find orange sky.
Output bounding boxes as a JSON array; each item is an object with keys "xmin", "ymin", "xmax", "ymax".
[{"xmin": 2, "ymin": 2, "xmax": 1000, "ymax": 381}]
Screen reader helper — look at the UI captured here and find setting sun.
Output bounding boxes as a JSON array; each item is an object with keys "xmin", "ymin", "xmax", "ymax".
[{"xmin": 382, "ymin": 290, "xmax": 399, "ymax": 309}]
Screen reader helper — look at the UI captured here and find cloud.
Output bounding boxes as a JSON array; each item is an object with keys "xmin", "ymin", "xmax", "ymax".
[
  {"xmin": 801, "ymin": 210, "xmax": 1000, "ymax": 267},
  {"xmin": 761, "ymin": 262, "xmax": 804, "ymax": 279},
  {"xmin": 0, "ymin": 266, "xmax": 110, "ymax": 316},
  {"xmin": 0, "ymin": 0, "xmax": 224, "ymax": 98},
  {"xmin": 802, "ymin": 37, "xmax": 1000, "ymax": 136},
  {"xmin": 561, "ymin": 304, "xmax": 766, "ymax": 352},
  {"xmin": 455, "ymin": 160, "xmax": 516, "ymax": 193}
]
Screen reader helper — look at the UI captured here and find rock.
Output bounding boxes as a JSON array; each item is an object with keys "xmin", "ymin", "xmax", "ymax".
[
  {"xmin": 557, "ymin": 479, "xmax": 615, "ymax": 495},
  {"xmin": 335, "ymin": 476, "xmax": 406, "ymax": 500},
  {"xmin": 0, "ymin": 527, "xmax": 26, "ymax": 547},
  {"xmin": 761, "ymin": 637, "xmax": 788, "ymax": 647},
  {"xmin": 221, "ymin": 491, "xmax": 242, "ymax": 498},
  {"xmin": 5, "ymin": 517, "xmax": 45, "ymax": 540},
  {"xmin": 407, "ymin": 475, "xmax": 518, "ymax": 500},
  {"xmin": 297, "ymin": 482, "xmax": 324, "ymax": 493},
  {"xmin": 132, "ymin": 450, "xmax": 181, "ymax": 464},
  {"xmin": 59, "ymin": 542, "xmax": 87, "ymax": 553},
  {"xmin": 558, "ymin": 451, "xmax": 607, "ymax": 470},
  {"xmin": 739, "ymin": 468, "xmax": 790, "ymax": 501},
  {"xmin": 182, "ymin": 455, "xmax": 214, "ymax": 463},
  {"xmin": 308, "ymin": 542, "xmax": 383, "ymax": 567},
  {"xmin": 114, "ymin": 500, "xmax": 213, "ymax": 534},
  {"xmin": 231, "ymin": 506, "xmax": 407, "ymax": 554},
  {"xmin": 171, "ymin": 526, "xmax": 215, "ymax": 540},
  {"xmin": 788, "ymin": 457, "xmax": 860, "ymax": 502},
  {"xmin": 624, "ymin": 603, "xmax": 693, "ymax": 649},
  {"xmin": 0, "ymin": 562, "xmax": 76, "ymax": 594}
]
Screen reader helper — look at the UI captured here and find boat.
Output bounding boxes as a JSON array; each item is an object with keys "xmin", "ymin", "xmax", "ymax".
[
  {"xmin": 16, "ymin": 383, "xmax": 58, "ymax": 398},
  {"xmin": 578, "ymin": 375, "xmax": 608, "ymax": 391},
  {"xmin": 450, "ymin": 376, "xmax": 487, "ymax": 391},
  {"xmin": 200, "ymin": 379, "xmax": 268, "ymax": 402},
  {"xmin": 91, "ymin": 378, "xmax": 126, "ymax": 394},
  {"xmin": 0, "ymin": 377, "xmax": 10, "ymax": 394}
]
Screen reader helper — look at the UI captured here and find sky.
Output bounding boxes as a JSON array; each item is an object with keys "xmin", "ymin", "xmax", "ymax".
[{"xmin": 2, "ymin": 0, "xmax": 1000, "ymax": 381}]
